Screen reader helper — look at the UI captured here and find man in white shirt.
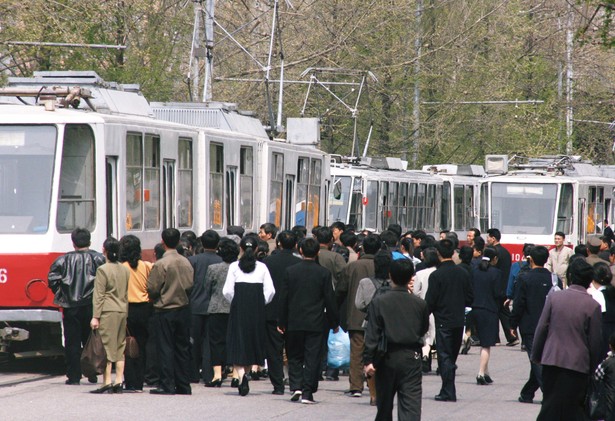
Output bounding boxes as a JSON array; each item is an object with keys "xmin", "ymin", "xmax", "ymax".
[{"xmin": 545, "ymin": 231, "xmax": 574, "ymax": 288}]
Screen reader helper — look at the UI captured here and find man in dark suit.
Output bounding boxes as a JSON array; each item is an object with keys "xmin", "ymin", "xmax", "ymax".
[
  {"xmin": 509, "ymin": 245, "xmax": 561, "ymax": 404},
  {"xmin": 425, "ymin": 239, "xmax": 473, "ymax": 402},
  {"xmin": 278, "ymin": 238, "xmax": 340, "ymax": 404},
  {"xmin": 363, "ymin": 258, "xmax": 429, "ymax": 420},
  {"xmin": 187, "ymin": 230, "xmax": 222, "ymax": 384},
  {"xmin": 263, "ymin": 230, "xmax": 302, "ymax": 395},
  {"xmin": 487, "ymin": 228, "xmax": 518, "ymax": 346}
]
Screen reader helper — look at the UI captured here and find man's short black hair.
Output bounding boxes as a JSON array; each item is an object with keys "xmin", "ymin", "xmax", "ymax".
[
  {"xmin": 567, "ymin": 258, "xmax": 595, "ymax": 289},
  {"xmin": 529, "ymin": 245, "xmax": 549, "ymax": 267},
  {"xmin": 291, "ymin": 225, "xmax": 307, "ymax": 240},
  {"xmin": 386, "ymin": 224, "xmax": 402, "ymax": 238},
  {"xmin": 277, "ymin": 230, "xmax": 297, "ymax": 250},
  {"xmin": 487, "ymin": 228, "xmax": 501, "ymax": 241},
  {"xmin": 162, "ymin": 228, "xmax": 181, "ymax": 249},
  {"xmin": 374, "ymin": 250, "xmax": 393, "ymax": 279},
  {"xmin": 340, "ymin": 231, "xmax": 357, "ymax": 248},
  {"xmin": 554, "ymin": 231, "xmax": 565, "ymax": 238},
  {"xmin": 389, "ymin": 258, "xmax": 415, "ymax": 286},
  {"xmin": 260, "ymin": 222, "xmax": 278, "ymax": 237},
  {"xmin": 469, "ymin": 228, "xmax": 481, "ymax": 238},
  {"xmin": 201, "ymin": 229, "xmax": 220, "ymax": 249},
  {"xmin": 380, "ymin": 230, "xmax": 399, "ymax": 248},
  {"xmin": 362, "ymin": 234, "xmax": 382, "ymax": 255},
  {"xmin": 330, "ymin": 221, "xmax": 346, "ymax": 232},
  {"xmin": 217, "ymin": 238, "xmax": 240, "ymax": 263},
  {"xmin": 71, "ymin": 228, "xmax": 91, "ymax": 248},
  {"xmin": 436, "ymin": 239, "xmax": 455, "ymax": 259},
  {"xmin": 300, "ymin": 237, "xmax": 320, "ymax": 258},
  {"xmin": 412, "ymin": 230, "xmax": 427, "ymax": 241},
  {"xmin": 315, "ymin": 226, "xmax": 333, "ymax": 244},
  {"xmin": 227, "ymin": 225, "xmax": 245, "ymax": 238}
]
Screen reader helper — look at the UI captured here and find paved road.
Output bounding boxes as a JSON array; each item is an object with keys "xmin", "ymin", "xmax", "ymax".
[{"xmin": 0, "ymin": 341, "xmax": 541, "ymax": 421}]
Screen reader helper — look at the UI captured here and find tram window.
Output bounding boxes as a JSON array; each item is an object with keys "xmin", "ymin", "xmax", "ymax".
[
  {"xmin": 587, "ymin": 186, "xmax": 605, "ymax": 234},
  {"xmin": 556, "ymin": 183, "xmax": 573, "ymax": 235},
  {"xmin": 380, "ymin": 181, "xmax": 389, "ymax": 232},
  {"xmin": 210, "ymin": 143, "xmax": 224, "ymax": 229},
  {"xmin": 349, "ymin": 177, "xmax": 363, "ymax": 229},
  {"xmin": 409, "ymin": 183, "xmax": 418, "ymax": 229},
  {"xmin": 399, "ymin": 183, "xmax": 409, "ymax": 231},
  {"xmin": 144, "ymin": 135, "xmax": 160, "ymax": 230},
  {"xmin": 308, "ymin": 159, "xmax": 322, "ymax": 227},
  {"xmin": 441, "ymin": 182, "xmax": 451, "ymax": 231},
  {"xmin": 480, "ymin": 183, "xmax": 489, "ymax": 232},
  {"xmin": 126, "ymin": 133, "xmax": 143, "ymax": 230},
  {"xmin": 365, "ymin": 181, "xmax": 378, "ymax": 229},
  {"xmin": 417, "ymin": 183, "xmax": 426, "ymax": 230},
  {"xmin": 465, "ymin": 186, "xmax": 474, "ymax": 231},
  {"xmin": 56, "ymin": 125, "xmax": 96, "ymax": 232},
  {"xmin": 491, "ymin": 183, "xmax": 557, "ymax": 234},
  {"xmin": 390, "ymin": 182, "xmax": 399, "ymax": 226},
  {"xmin": 426, "ymin": 184, "xmax": 436, "ymax": 230},
  {"xmin": 177, "ymin": 138, "xmax": 193, "ymax": 228},
  {"xmin": 0, "ymin": 125, "xmax": 55, "ymax": 234},
  {"xmin": 239, "ymin": 147, "xmax": 253, "ymax": 229},
  {"xmin": 295, "ymin": 158, "xmax": 309, "ymax": 227},
  {"xmin": 454, "ymin": 186, "xmax": 464, "ymax": 231},
  {"xmin": 269, "ymin": 153, "xmax": 284, "ymax": 227}
]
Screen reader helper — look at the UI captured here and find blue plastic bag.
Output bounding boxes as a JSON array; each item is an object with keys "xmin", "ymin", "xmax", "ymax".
[{"xmin": 327, "ymin": 329, "xmax": 350, "ymax": 369}]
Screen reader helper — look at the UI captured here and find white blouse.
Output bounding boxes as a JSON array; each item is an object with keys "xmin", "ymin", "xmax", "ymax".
[{"xmin": 222, "ymin": 260, "xmax": 275, "ymax": 304}]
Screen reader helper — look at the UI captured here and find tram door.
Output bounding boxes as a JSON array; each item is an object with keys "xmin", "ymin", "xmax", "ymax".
[
  {"xmin": 105, "ymin": 156, "xmax": 119, "ymax": 239},
  {"xmin": 163, "ymin": 160, "xmax": 175, "ymax": 229},
  {"xmin": 284, "ymin": 175, "xmax": 295, "ymax": 230},
  {"xmin": 226, "ymin": 167, "xmax": 237, "ymax": 227}
]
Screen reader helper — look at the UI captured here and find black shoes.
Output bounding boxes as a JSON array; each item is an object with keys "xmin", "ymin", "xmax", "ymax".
[
  {"xmin": 230, "ymin": 378, "xmax": 240, "ymax": 388},
  {"xmin": 476, "ymin": 375, "xmax": 488, "ymax": 385},
  {"xmin": 518, "ymin": 396, "xmax": 533, "ymax": 404},
  {"xmin": 249, "ymin": 370, "xmax": 261, "ymax": 381},
  {"xmin": 301, "ymin": 393, "xmax": 316, "ymax": 404},
  {"xmin": 290, "ymin": 390, "xmax": 302, "ymax": 402},
  {"xmin": 506, "ymin": 339, "xmax": 520, "ymax": 347},
  {"xmin": 484, "ymin": 374, "xmax": 493, "ymax": 384},
  {"xmin": 112, "ymin": 383, "xmax": 123, "ymax": 394},
  {"xmin": 65, "ymin": 379, "xmax": 80, "ymax": 385},
  {"xmin": 205, "ymin": 378, "xmax": 222, "ymax": 388},
  {"xmin": 271, "ymin": 389, "xmax": 284, "ymax": 395},
  {"xmin": 421, "ymin": 356, "xmax": 432, "ymax": 373},
  {"xmin": 238, "ymin": 375, "xmax": 250, "ymax": 396},
  {"xmin": 460, "ymin": 337, "xmax": 472, "ymax": 355},
  {"xmin": 434, "ymin": 394, "xmax": 457, "ymax": 402},
  {"xmin": 90, "ymin": 384, "xmax": 114, "ymax": 394}
]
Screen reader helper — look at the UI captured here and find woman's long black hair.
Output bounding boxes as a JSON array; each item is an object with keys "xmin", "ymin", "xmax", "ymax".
[
  {"xmin": 104, "ymin": 237, "xmax": 121, "ymax": 263},
  {"xmin": 238, "ymin": 236, "xmax": 258, "ymax": 273},
  {"xmin": 119, "ymin": 234, "xmax": 142, "ymax": 269}
]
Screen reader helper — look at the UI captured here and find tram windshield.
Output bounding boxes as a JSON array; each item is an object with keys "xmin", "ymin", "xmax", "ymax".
[
  {"xmin": 0, "ymin": 125, "xmax": 56, "ymax": 234},
  {"xmin": 329, "ymin": 176, "xmax": 351, "ymax": 223},
  {"xmin": 491, "ymin": 182, "xmax": 557, "ymax": 235}
]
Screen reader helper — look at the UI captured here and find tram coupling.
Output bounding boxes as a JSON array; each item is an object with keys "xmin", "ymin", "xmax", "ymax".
[{"xmin": 0, "ymin": 325, "xmax": 29, "ymax": 354}]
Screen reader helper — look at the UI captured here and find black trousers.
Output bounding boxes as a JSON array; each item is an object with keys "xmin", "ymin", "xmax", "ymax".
[
  {"xmin": 498, "ymin": 301, "xmax": 516, "ymax": 343},
  {"xmin": 265, "ymin": 320, "xmax": 285, "ymax": 392},
  {"xmin": 435, "ymin": 326, "xmax": 463, "ymax": 400},
  {"xmin": 190, "ymin": 314, "xmax": 212, "ymax": 383},
  {"xmin": 537, "ymin": 365, "xmax": 589, "ymax": 421},
  {"xmin": 62, "ymin": 304, "xmax": 93, "ymax": 382},
  {"xmin": 375, "ymin": 348, "xmax": 423, "ymax": 421},
  {"xmin": 519, "ymin": 333, "xmax": 542, "ymax": 400},
  {"xmin": 285, "ymin": 330, "xmax": 324, "ymax": 396},
  {"xmin": 124, "ymin": 302, "xmax": 152, "ymax": 390},
  {"xmin": 154, "ymin": 307, "xmax": 192, "ymax": 394},
  {"xmin": 208, "ymin": 314, "xmax": 229, "ymax": 366},
  {"xmin": 144, "ymin": 312, "xmax": 160, "ymax": 386}
]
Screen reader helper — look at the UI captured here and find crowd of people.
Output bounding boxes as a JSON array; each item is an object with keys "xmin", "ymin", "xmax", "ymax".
[{"xmin": 47, "ymin": 221, "xmax": 615, "ymax": 420}]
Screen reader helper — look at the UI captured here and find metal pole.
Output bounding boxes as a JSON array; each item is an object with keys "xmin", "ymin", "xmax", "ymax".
[{"xmin": 565, "ymin": 3, "xmax": 574, "ymax": 154}]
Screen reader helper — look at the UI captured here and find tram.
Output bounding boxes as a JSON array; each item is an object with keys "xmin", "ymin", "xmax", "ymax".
[
  {"xmin": 479, "ymin": 155, "xmax": 615, "ymax": 261},
  {"xmin": 328, "ymin": 156, "xmax": 484, "ymax": 239},
  {"xmin": 0, "ymin": 71, "xmax": 329, "ymax": 358}
]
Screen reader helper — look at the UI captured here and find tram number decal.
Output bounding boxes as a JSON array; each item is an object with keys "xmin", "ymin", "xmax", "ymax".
[{"xmin": 0, "ymin": 268, "xmax": 7, "ymax": 283}]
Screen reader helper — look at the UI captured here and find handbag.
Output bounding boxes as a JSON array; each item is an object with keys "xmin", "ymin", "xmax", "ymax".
[
  {"xmin": 125, "ymin": 327, "xmax": 139, "ymax": 359},
  {"xmin": 80, "ymin": 329, "xmax": 107, "ymax": 377},
  {"xmin": 372, "ymin": 329, "xmax": 387, "ymax": 368},
  {"xmin": 586, "ymin": 377, "xmax": 607, "ymax": 420}
]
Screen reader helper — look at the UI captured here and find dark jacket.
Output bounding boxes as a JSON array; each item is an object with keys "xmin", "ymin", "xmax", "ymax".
[
  {"xmin": 188, "ymin": 250, "xmax": 223, "ymax": 314},
  {"xmin": 316, "ymin": 246, "xmax": 347, "ymax": 288},
  {"xmin": 278, "ymin": 260, "xmax": 339, "ymax": 332},
  {"xmin": 147, "ymin": 249, "xmax": 194, "ymax": 311},
  {"xmin": 471, "ymin": 266, "xmax": 502, "ymax": 314},
  {"xmin": 363, "ymin": 286, "xmax": 429, "ymax": 365},
  {"xmin": 532, "ymin": 285, "xmax": 603, "ymax": 374},
  {"xmin": 425, "ymin": 260, "xmax": 474, "ymax": 329},
  {"xmin": 509, "ymin": 267, "xmax": 557, "ymax": 335},
  {"xmin": 264, "ymin": 249, "xmax": 302, "ymax": 322},
  {"xmin": 337, "ymin": 254, "xmax": 375, "ymax": 331},
  {"xmin": 494, "ymin": 243, "xmax": 512, "ymax": 296},
  {"xmin": 48, "ymin": 249, "xmax": 106, "ymax": 308}
]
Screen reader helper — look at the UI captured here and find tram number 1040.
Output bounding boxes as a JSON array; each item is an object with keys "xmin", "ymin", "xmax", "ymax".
[{"xmin": 0, "ymin": 268, "xmax": 7, "ymax": 283}]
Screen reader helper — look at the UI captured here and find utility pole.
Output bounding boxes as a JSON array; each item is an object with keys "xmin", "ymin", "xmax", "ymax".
[
  {"xmin": 565, "ymin": 2, "xmax": 574, "ymax": 154},
  {"xmin": 412, "ymin": 0, "xmax": 423, "ymax": 168},
  {"xmin": 203, "ymin": 0, "xmax": 214, "ymax": 102}
]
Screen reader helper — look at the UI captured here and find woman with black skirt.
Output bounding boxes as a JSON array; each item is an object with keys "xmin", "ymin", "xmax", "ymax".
[
  {"xmin": 223, "ymin": 236, "xmax": 275, "ymax": 396},
  {"xmin": 471, "ymin": 246, "xmax": 503, "ymax": 385},
  {"xmin": 204, "ymin": 238, "xmax": 240, "ymax": 387}
]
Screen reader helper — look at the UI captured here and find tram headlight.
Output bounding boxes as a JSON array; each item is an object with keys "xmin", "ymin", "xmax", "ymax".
[{"xmin": 25, "ymin": 279, "xmax": 48, "ymax": 302}]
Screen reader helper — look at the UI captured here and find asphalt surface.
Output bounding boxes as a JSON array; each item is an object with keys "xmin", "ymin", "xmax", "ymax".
[{"xmin": 0, "ymin": 340, "xmax": 541, "ymax": 421}]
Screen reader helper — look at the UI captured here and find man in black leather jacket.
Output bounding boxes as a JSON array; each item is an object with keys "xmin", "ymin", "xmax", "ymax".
[{"xmin": 48, "ymin": 228, "xmax": 106, "ymax": 385}]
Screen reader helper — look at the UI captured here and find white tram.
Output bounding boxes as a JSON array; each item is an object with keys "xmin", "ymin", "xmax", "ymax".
[
  {"xmin": 479, "ymin": 155, "xmax": 615, "ymax": 261},
  {"xmin": 0, "ymin": 71, "xmax": 329, "ymax": 358},
  {"xmin": 328, "ymin": 156, "xmax": 484, "ymax": 239}
]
